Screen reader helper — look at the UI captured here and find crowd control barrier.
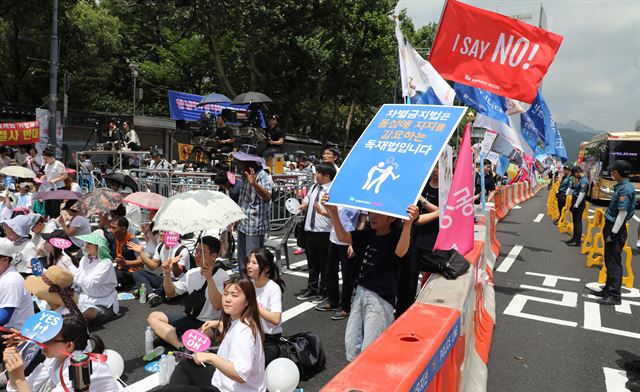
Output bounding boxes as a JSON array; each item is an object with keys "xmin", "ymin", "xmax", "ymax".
[
  {"xmin": 557, "ymin": 195, "xmax": 573, "ymax": 234},
  {"xmin": 582, "ymin": 209, "xmax": 605, "ymax": 255},
  {"xmin": 322, "ymin": 179, "xmax": 549, "ymax": 392}
]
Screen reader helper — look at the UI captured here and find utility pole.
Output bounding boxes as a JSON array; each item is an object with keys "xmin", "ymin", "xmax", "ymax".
[{"xmin": 48, "ymin": 0, "xmax": 59, "ymax": 153}]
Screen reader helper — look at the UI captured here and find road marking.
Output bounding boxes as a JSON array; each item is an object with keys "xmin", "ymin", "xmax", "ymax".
[
  {"xmin": 584, "ymin": 301, "xmax": 640, "ymax": 339},
  {"xmin": 633, "ymin": 215, "xmax": 640, "ymax": 223},
  {"xmin": 603, "ymin": 367, "xmax": 630, "ymax": 392},
  {"xmin": 496, "ymin": 245, "xmax": 523, "ymax": 273},
  {"xmin": 282, "ymin": 302, "xmax": 316, "ymax": 323},
  {"xmin": 287, "ymin": 259, "xmax": 308, "ymax": 269},
  {"xmin": 533, "ymin": 213, "xmax": 544, "ymax": 223},
  {"xmin": 513, "ymin": 205, "xmax": 522, "ymax": 209}
]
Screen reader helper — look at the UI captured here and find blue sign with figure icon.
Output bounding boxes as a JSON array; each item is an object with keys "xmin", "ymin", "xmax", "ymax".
[
  {"xmin": 20, "ymin": 311, "xmax": 63, "ymax": 343},
  {"xmin": 327, "ymin": 104, "xmax": 466, "ymax": 219},
  {"xmin": 30, "ymin": 258, "xmax": 43, "ymax": 276}
]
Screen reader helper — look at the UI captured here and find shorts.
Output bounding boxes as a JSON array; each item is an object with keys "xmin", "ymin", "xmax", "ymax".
[{"xmin": 167, "ymin": 312, "xmax": 204, "ymax": 337}]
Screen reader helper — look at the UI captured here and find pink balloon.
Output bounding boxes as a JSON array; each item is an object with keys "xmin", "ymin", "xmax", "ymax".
[
  {"xmin": 49, "ymin": 237, "xmax": 72, "ymax": 250},
  {"xmin": 181, "ymin": 329, "xmax": 211, "ymax": 353},
  {"xmin": 164, "ymin": 231, "xmax": 180, "ymax": 248}
]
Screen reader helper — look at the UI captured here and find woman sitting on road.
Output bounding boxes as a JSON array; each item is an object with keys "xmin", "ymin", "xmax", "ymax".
[
  {"xmin": 246, "ymin": 248, "xmax": 285, "ymax": 366},
  {"xmin": 2, "ymin": 314, "xmax": 122, "ymax": 392},
  {"xmin": 156, "ymin": 276, "xmax": 266, "ymax": 392}
]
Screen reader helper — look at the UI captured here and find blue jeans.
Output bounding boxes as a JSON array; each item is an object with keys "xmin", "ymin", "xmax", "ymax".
[
  {"xmin": 236, "ymin": 232, "xmax": 265, "ymax": 274},
  {"xmin": 345, "ymin": 286, "xmax": 395, "ymax": 361}
]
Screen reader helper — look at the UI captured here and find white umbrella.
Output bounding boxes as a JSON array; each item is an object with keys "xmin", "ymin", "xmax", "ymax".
[
  {"xmin": 152, "ymin": 190, "xmax": 246, "ymax": 235},
  {"xmin": 0, "ymin": 166, "xmax": 36, "ymax": 178}
]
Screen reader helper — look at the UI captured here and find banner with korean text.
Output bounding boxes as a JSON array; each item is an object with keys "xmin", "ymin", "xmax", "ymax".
[
  {"xmin": 434, "ymin": 124, "xmax": 474, "ymax": 254},
  {"xmin": 429, "ymin": 0, "xmax": 563, "ymax": 103},
  {"xmin": 0, "ymin": 121, "xmax": 40, "ymax": 146},
  {"xmin": 327, "ymin": 104, "xmax": 466, "ymax": 219}
]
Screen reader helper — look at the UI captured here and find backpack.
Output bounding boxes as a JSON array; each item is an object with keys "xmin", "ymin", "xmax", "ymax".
[
  {"xmin": 157, "ymin": 243, "xmax": 196, "ymax": 270},
  {"xmin": 276, "ymin": 332, "xmax": 326, "ymax": 381}
]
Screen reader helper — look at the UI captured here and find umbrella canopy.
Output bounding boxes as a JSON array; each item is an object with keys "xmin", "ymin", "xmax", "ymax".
[
  {"xmin": 152, "ymin": 190, "xmax": 245, "ymax": 235},
  {"xmin": 0, "ymin": 166, "xmax": 36, "ymax": 178},
  {"xmin": 105, "ymin": 172, "xmax": 139, "ymax": 193},
  {"xmin": 197, "ymin": 92, "xmax": 232, "ymax": 106},
  {"xmin": 123, "ymin": 192, "xmax": 167, "ymax": 210},
  {"xmin": 33, "ymin": 190, "xmax": 83, "ymax": 201},
  {"xmin": 78, "ymin": 188, "xmax": 123, "ymax": 216},
  {"xmin": 232, "ymin": 91, "xmax": 273, "ymax": 104}
]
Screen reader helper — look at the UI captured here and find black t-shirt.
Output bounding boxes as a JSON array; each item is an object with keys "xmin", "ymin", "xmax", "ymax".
[
  {"xmin": 412, "ymin": 182, "xmax": 439, "ymax": 251},
  {"xmin": 267, "ymin": 126, "xmax": 284, "ymax": 142},
  {"xmin": 474, "ymin": 173, "xmax": 496, "ymax": 203},
  {"xmin": 216, "ymin": 126, "xmax": 233, "ymax": 142},
  {"xmin": 351, "ymin": 228, "xmax": 403, "ymax": 306}
]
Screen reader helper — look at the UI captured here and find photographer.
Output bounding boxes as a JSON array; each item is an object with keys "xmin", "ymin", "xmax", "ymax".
[
  {"xmin": 262, "ymin": 114, "xmax": 284, "ymax": 158},
  {"xmin": 215, "ymin": 110, "xmax": 235, "ymax": 154}
]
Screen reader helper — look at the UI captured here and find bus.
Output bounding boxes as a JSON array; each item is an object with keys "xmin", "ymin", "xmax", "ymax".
[
  {"xmin": 577, "ymin": 132, "xmax": 640, "ymax": 203},
  {"xmin": 577, "ymin": 131, "xmax": 640, "ymax": 204}
]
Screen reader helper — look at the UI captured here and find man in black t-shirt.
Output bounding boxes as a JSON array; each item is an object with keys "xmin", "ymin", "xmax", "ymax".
[
  {"xmin": 263, "ymin": 114, "xmax": 284, "ymax": 158},
  {"xmin": 215, "ymin": 111, "xmax": 235, "ymax": 153},
  {"xmin": 474, "ymin": 159, "xmax": 496, "ymax": 204},
  {"xmin": 324, "ymin": 196, "xmax": 419, "ymax": 361}
]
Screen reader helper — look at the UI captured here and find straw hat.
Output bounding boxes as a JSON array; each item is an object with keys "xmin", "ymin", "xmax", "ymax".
[{"xmin": 24, "ymin": 265, "xmax": 78, "ymax": 307}]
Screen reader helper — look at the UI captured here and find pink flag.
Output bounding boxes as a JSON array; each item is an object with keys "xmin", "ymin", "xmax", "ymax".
[{"xmin": 434, "ymin": 124, "xmax": 475, "ymax": 254}]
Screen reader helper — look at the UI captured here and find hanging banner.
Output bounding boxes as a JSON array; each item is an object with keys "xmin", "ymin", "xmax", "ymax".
[
  {"xmin": 328, "ymin": 104, "xmax": 466, "ymax": 219},
  {"xmin": 167, "ymin": 91, "xmax": 265, "ymax": 128},
  {"xmin": 0, "ymin": 121, "xmax": 40, "ymax": 146},
  {"xmin": 430, "ymin": 0, "xmax": 563, "ymax": 103}
]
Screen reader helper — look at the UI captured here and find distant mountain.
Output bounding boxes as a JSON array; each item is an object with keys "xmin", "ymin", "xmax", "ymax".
[
  {"xmin": 556, "ymin": 120, "xmax": 603, "ymax": 135},
  {"xmin": 557, "ymin": 127, "xmax": 597, "ymax": 163}
]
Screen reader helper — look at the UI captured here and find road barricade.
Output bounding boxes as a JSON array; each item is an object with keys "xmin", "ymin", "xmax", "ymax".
[
  {"xmin": 506, "ymin": 185, "xmax": 517, "ymax": 210},
  {"xmin": 597, "ymin": 223, "xmax": 636, "ymax": 288},
  {"xmin": 557, "ymin": 195, "xmax": 573, "ymax": 234},
  {"xmin": 582, "ymin": 209, "xmax": 604, "ymax": 255},
  {"xmin": 495, "ymin": 188, "xmax": 507, "ymax": 221}
]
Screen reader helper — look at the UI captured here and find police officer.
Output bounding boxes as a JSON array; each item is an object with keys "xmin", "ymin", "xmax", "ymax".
[
  {"xmin": 554, "ymin": 166, "xmax": 571, "ymax": 225},
  {"xmin": 590, "ymin": 160, "xmax": 636, "ymax": 305},
  {"xmin": 566, "ymin": 166, "xmax": 589, "ymax": 246}
]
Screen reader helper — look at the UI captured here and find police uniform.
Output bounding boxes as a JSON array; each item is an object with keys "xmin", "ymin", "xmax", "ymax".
[
  {"xmin": 569, "ymin": 176, "xmax": 589, "ymax": 243},
  {"xmin": 602, "ymin": 178, "xmax": 636, "ymax": 301},
  {"xmin": 556, "ymin": 175, "xmax": 571, "ymax": 218}
]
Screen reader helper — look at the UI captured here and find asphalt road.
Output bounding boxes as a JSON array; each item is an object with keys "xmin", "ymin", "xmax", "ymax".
[{"xmin": 488, "ymin": 189, "xmax": 640, "ymax": 392}]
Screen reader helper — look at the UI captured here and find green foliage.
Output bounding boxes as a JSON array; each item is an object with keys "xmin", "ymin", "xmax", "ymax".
[{"xmin": 0, "ymin": 0, "xmax": 439, "ymax": 144}]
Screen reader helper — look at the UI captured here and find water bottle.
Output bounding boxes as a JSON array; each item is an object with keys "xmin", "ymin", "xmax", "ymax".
[
  {"xmin": 69, "ymin": 353, "xmax": 92, "ymax": 391},
  {"xmin": 145, "ymin": 326, "xmax": 154, "ymax": 355},
  {"xmin": 166, "ymin": 352, "xmax": 176, "ymax": 381},
  {"xmin": 143, "ymin": 346, "xmax": 165, "ymax": 361},
  {"xmin": 139, "ymin": 284, "xmax": 147, "ymax": 303},
  {"xmin": 158, "ymin": 354, "xmax": 168, "ymax": 385}
]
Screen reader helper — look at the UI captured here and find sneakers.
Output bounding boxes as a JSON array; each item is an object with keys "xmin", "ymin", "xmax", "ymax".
[
  {"xmin": 311, "ymin": 295, "xmax": 328, "ymax": 304},
  {"xmin": 148, "ymin": 293, "xmax": 164, "ymax": 307},
  {"xmin": 296, "ymin": 290, "xmax": 317, "ymax": 301},
  {"xmin": 331, "ymin": 309, "xmax": 350, "ymax": 320},
  {"xmin": 597, "ymin": 296, "xmax": 621, "ymax": 306},
  {"xmin": 315, "ymin": 301, "xmax": 339, "ymax": 312},
  {"xmin": 293, "ymin": 288, "xmax": 308, "ymax": 297}
]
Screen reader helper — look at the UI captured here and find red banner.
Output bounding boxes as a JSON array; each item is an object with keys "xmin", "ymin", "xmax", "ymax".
[
  {"xmin": 429, "ymin": 0, "xmax": 563, "ymax": 103},
  {"xmin": 0, "ymin": 121, "xmax": 40, "ymax": 145}
]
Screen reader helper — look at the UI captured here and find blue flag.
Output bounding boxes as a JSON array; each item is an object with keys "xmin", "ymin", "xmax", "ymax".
[
  {"xmin": 496, "ymin": 154, "xmax": 510, "ymax": 176},
  {"xmin": 521, "ymin": 92, "xmax": 560, "ymax": 157},
  {"xmin": 453, "ymin": 83, "xmax": 509, "ymax": 123},
  {"xmin": 553, "ymin": 126, "xmax": 568, "ymax": 162}
]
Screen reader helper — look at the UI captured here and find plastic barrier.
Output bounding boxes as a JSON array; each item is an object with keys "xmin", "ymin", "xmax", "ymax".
[
  {"xmin": 495, "ymin": 188, "xmax": 507, "ymax": 221},
  {"xmin": 597, "ymin": 224, "xmax": 635, "ymax": 288},
  {"xmin": 582, "ymin": 209, "xmax": 604, "ymax": 255},
  {"xmin": 321, "ymin": 303, "xmax": 463, "ymax": 392},
  {"xmin": 558, "ymin": 195, "xmax": 573, "ymax": 234},
  {"xmin": 582, "ymin": 201, "xmax": 590, "ymax": 220},
  {"xmin": 506, "ymin": 185, "xmax": 516, "ymax": 210}
]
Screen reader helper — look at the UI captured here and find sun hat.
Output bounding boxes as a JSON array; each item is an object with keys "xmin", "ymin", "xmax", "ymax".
[
  {"xmin": 232, "ymin": 144, "xmax": 265, "ymax": 164},
  {"xmin": 24, "ymin": 265, "xmax": 79, "ymax": 308},
  {"xmin": 75, "ymin": 231, "xmax": 111, "ymax": 261}
]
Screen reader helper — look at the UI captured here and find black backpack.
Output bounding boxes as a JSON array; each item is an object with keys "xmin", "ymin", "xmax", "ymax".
[
  {"xmin": 157, "ymin": 243, "xmax": 196, "ymax": 270},
  {"xmin": 276, "ymin": 332, "xmax": 326, "ymax": 381}
]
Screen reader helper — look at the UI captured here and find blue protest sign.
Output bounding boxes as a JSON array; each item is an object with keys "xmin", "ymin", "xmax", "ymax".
[
  {"xmin": 144, "ymin": 360, "xmax": 161, "ymax": 373},
  {"xmin": 30, "ymin": 258, "xmax": 43, "ymax": 277},
  {"xmin": 328, "ymin": 104, "xmax": 466, "ymax": 218},
  {"xmin": 167, "ymin": 90, "xmax": 265, "ymax": 127},
  {"xmin": 20, "ymin": 311, "xmax": 63, "ymax": 343}
]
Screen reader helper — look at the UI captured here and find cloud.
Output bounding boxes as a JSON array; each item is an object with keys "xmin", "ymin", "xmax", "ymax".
[{"xmin": 396, "ymin": 0, "xmax": 640, "ymax": 131}]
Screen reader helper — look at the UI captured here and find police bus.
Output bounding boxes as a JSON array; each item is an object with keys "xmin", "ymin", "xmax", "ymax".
[{"xmin": 577, "ymin": 132, "xmax": 640, "ymax": 204}]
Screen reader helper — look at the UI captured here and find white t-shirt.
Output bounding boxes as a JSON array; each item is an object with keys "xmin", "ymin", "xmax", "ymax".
[
  {"xmin": 173, "ymin": 267, "xmax": 229, "ymax": 322},
  {"xmin": 16, "ymin": 192, "xmax": 32, "ymax": 208},
  {"xmin": 70, "ymin": 182, "xmax": 82, "ymax": 193},
  {"xmin": 152, "ymin": 243, "xmax": 191, "ymax": 277},
  {"xmin": 254, "ymin": 280, "xmax": 283, "ymax": 335},
  {"xmin": 10, "ymin": 351, "xmax": 122, "ymax": 392},
  {"xmin": 67, "ymin": 215, "xmax": 92, "ymax": 248},
  {"xmin": 44, "ymin": 160, "xmax": 66, "ymax": 189},
  {"xmin": 15, "ymin": 151, "xmax": 29, "ymax": 166},
  {"xmin": 0, "ymin": 266, "xmax": 34, "ymax": 329},
  {"xmin": 211, "ymin": 319, "xmax": 266, "ymax": 392},
  {"xmin": 12, "ymin": 240, "xmax": 38, "ymax": 274},
  {"xmin": 66, "ymin": 256, "xmax": 119, "ymax": 314}
]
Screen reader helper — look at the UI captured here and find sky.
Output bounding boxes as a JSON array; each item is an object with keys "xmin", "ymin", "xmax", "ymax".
[{"xmin": 395, "ymin": 0, "xmax": 640, "ymax": 132}]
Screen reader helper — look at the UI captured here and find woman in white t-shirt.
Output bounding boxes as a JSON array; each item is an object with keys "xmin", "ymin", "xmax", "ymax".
[
  {"xmin": 2, "ymin": 314, "xmax": 122, "ymax": 392},
  {"xmin": 158, "ymin": 277, "xmax": 266, "ymax": 392},
  {"xmin": 40, "ymin": 149, "xmax": 68, "ymax": 219},
  {"xmin": 245, "ymin": 248, "xmax": 285, "ymax": 365}
]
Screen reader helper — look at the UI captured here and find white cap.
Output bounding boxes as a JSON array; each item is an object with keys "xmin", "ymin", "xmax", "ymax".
[{"xmin": 0, "ymin": 237, "xmax": 14, "ymax": 258}]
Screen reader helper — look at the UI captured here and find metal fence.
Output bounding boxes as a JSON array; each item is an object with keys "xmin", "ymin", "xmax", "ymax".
[{"xmin": 270, "ymin": 172, "xmax": 314, "ymax": 229}]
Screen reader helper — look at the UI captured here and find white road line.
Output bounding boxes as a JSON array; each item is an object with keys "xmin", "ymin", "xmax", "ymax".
[
  {"xmin": 496, "ymin": 245, "xmax": 524, "ymax": 273},
  {"xmin": 513, "ymin": 205, "xmax": 522, "ymax": 209},
  {"xmin": 283, "ymin": 270, "xmax": 309, "ymax": 278},
  {"xmin": 633, "ymin": 215, "xmax": 640, "ymax": 223},
  {"xmin": 282, "ymin": 302, "xmax": 316, "ymax": 323},
  {"xmin": 287, "ymin": 259, "xmax": 308, "ymax": 269},
  {"xmin": 533, "ymin": 213, "xmax": 544, "ymax": 223},
  {"xmin": 603, "ymin": 367, "xmax": 630, "ymax": 392}
]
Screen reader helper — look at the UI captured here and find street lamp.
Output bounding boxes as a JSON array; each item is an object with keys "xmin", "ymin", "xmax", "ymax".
[{"xmin": 129, "ymin": 63, "xmax": 139, "ymax": 117}]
